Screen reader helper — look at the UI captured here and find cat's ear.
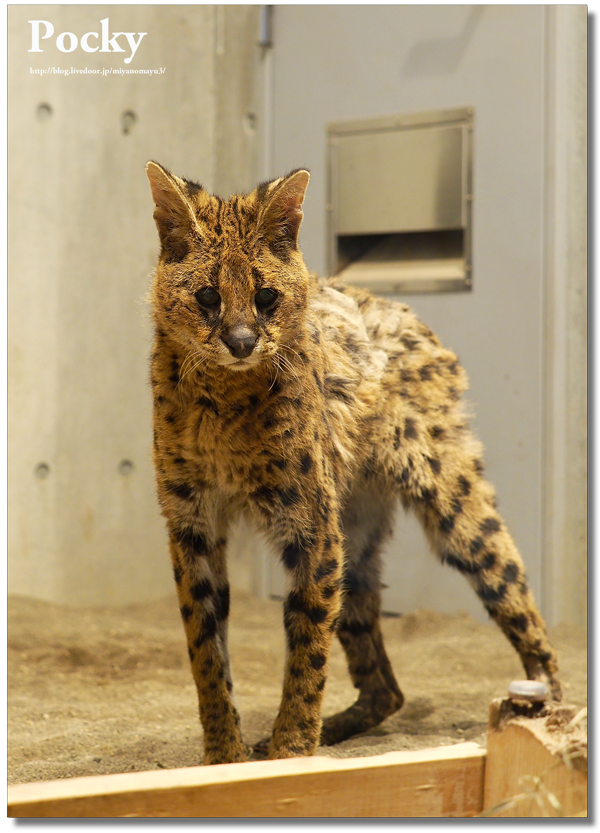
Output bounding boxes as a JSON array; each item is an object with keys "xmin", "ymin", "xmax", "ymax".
[
  {"xmin": 258, "ymin": 169, "xmax": 310, "ymax": 255},
  {"xmin": 146, "ymin": 161, "xmax": 200, "ymax": 261}
]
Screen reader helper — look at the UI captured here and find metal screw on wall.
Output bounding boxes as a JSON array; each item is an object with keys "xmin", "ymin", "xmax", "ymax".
[
  {"xmin": 118, "ymin": 460, "xmax": 134, "ymax": 476},
  {"xmin": 121, "ymin": 110, "xmax": 137, "ymax": 135},
  {"xmin": 36, "ymin": 103, "xmax": 53, "ymax": 122},
  {"xmin": 34, "ymin": 462, "xmax": 50, "ymax": 479}
]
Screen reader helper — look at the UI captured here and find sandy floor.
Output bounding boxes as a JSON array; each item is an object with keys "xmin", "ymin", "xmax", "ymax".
[{"xmin": 8, "ymin": 590, "xmax": 587, "ymax": 786}]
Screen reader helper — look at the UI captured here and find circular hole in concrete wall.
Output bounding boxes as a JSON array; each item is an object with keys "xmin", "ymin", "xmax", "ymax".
[
  {"xmin": 121, "ymin": 110, "xmax": 137, "ymax": 135},
  {"xmin": 118, "ymin": 459, "xmax": 134, "ymax": 476},
  {"xmin": 243, "ymin": 112, "xmax": 257, "ymax": 136},
  {"xmin": 35, "ymin": 462, "xmax": 51, "ymax": 479},
  {"xmin": 36, "ymin": 103, "xmax": 53, "ymax": 122}
]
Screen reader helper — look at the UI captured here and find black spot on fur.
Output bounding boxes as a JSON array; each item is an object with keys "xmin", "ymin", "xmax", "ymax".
[
  {"xmin": 477, "ymin": 582, "xmax": 507, "ymax": 605},
  {"xmin": 470, "ymin": 537, "xmax": 484, "ymax": 556},
  {"xmin": 481, "ymin": 551, "xmax": 497, "ymax": 570},
  {"xmin": 451, "ymin": 498, "xmax": 463, "ymax": 516},
  {"xmin": 338, "ymin": 619, "xmax": 373, "ymax": 636},
  {"xmin": 354, "ymin": 661, "xmax": 378, "ymax": 678},
  {"xmin": 419, "ymin": 364, "xmax": 433, "ymax": 381},
  {"xmin": 393, "ymin": 426, "xmax": 401, "ymax": 450},
  {"xmin": 442, "ymin": 551, "xmax": 479, "ymax": 575},
  {"xmin": 313, "ymin": 369, "xmax": 323, "ymax": 392},
  {"xmin": 190, "ymin": 579, "xmax": 213, "ymax": 602},
  {"xmin": 175, "ymin": 527, "xmax": 209, "ymax": 558},
  {"xmin": 321, "ymin": 583, "xmax": 338, "ymax": 599},
  {"xmin": 430, "ymin": 425, "xmax": 445, "ymax": 440},
  {"xmin": 173, "ymin": 565, "xmax": 182, "ymax": 584},
  {"xmin": 281, "ymin": 541, "xmax": 305, "ymax": 571},
  {"xmin": 278, "ymin": 486, "xmax": 300, "ymax": 506},
  {"xmin": 473, "ymin": 459, "xmax": 485, "ymax": 476},
  {"xmin": 173, "ymin": 456, "xmax": 186, "ymax": 465},
  {"xmin": 180, "ymin": 604, "xmax": 193, "ymax": 621},
  {"xmin": 458, "ymin": 475, "xmax": 471, "ymax": 495},
  {"xmin": 509, "ymin": 613, "xmax": 529, "ymax": 632},
  {"xmin": 284, "ymin": 591, "xmax": 329, "ymax": 626},
  {"xmin": 314, "ymin": 557, "xmax": 338, "ymax": 583},
  {"xmin": 166, "ymin": 481, "xmax": 193, "ymax": 501},
  {"xmin": 404, "ymin": 417, "xmax": 418, "ymax": 440},
  {"xmin": 300, "ymin": 452, "xmax": 312, "ymax": 474},
  {"xmin": 194, "ymin": 613, "xmax": 217, "ymax": 647},
  {"xmin": 400, "ymin": 335, "xmax": 418, "ymax": 350},
  {"xmin": 309, "ymin": 652, "xmax": 326, "ymax": 670},
  {"xmin": 480, "ymin": 517, "xmax": 501, "ymax": 536},
  {"xmin": 214, "ymin": 586, "xmax": 230, "ymax": 621},
  {"xmin": 419, "ymin": 486, "xmax": 438, "ymax": 507},
  {"xmin": 427, "ymin": 456, "xmax": 441, "ymax": 475},
  {"xmin": 439, "ymin": 514, "xmax": 456, "ymax": 534},
  {"xmin": 502, "ymin": 561, "xmax": 519, "ymax": 583}
]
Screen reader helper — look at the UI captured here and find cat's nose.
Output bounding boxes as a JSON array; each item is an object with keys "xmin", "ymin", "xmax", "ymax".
[{"xmin": 221, "ymin": 326, "xmax": 258, "ymax": 359}]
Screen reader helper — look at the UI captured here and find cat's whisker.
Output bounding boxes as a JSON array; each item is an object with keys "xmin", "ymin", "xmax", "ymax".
[
  {"xmin": 274, "ymin": 350, "xmax": 304, "ymax": 393},
  {"xmin": 278, "ymin": 344, "xmax": 306, "ymax": 386}
]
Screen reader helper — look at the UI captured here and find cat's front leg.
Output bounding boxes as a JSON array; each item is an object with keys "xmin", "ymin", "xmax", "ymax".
[
  {"xmin": 168, "ymin": 523, "xmax": 247, "ymax": 765},
  {"xmin": 268, "ymin": 516, "xmax": 344, "ymax": 759}
]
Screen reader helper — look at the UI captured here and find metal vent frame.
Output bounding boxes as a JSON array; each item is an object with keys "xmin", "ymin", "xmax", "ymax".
[{"xmin": 327, "ymin": 107, "xmax": 474, "ymax": 294}]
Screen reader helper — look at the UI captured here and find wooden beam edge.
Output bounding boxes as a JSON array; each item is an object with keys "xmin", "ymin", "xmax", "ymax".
[{"xmin": 8, "ymin": 742, "xmax": 486, "ymax": 818}]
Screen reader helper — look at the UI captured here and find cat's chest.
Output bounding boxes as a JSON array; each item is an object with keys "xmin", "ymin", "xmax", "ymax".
[{"xmin": 176, "ymin": 387, "xmax": 310, "ymax": 494}]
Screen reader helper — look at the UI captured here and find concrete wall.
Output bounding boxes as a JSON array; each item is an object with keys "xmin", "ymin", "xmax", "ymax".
[
  {"xmin": 8, "ymin": 5, "xmax": 262, "ymax": 605},
  {"xmin": 542, "ymin": 6, "xmax": 588, "ymax": 627}
]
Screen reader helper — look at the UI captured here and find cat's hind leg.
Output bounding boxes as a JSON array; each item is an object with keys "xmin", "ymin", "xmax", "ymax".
[
  {"xmin": 320, "ymin": 481, "xmax": 405, "ymax": 746},
  {"xmin": 386, "ymin": 412, "xmax": 562, "ymax": 701}
]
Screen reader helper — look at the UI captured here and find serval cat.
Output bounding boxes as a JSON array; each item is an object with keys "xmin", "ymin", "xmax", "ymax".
[{"xmin": 146, "ymin": 162, "xmax": 561, "ymax": 764}]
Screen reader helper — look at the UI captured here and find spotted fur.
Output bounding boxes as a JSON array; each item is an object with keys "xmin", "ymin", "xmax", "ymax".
[{"xmin": 146, "ymin": 162, "xmax": 561, "ymax": 764}]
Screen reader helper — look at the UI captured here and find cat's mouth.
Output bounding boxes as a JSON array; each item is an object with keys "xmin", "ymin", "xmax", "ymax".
[{"xmin": 220, "ymin": 355, "xmax": 261, "ymax": 372}]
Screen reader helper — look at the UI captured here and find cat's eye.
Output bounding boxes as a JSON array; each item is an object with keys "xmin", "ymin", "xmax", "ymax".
[
  {"xmin": 255, "ymin": 288, "xmax": 278, "ymax": 309},
  {"xmin": 195, "ymin": 287, "xmax": 221, "ymax": 308}
]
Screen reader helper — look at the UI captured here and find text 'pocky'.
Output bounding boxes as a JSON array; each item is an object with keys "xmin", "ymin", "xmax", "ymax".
[{"xmin": 28, "ymin": 19, "xmax": 146, "ymax": 64}]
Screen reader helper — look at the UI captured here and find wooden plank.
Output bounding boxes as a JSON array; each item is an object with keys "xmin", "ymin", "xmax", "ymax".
[
  {"xmin": 8, "ymin": 743, "xmax": 485, "ymax": 818},
  {"xmin": 483, "ymin": 699, "xmax": 587, "ymax": 818}
]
